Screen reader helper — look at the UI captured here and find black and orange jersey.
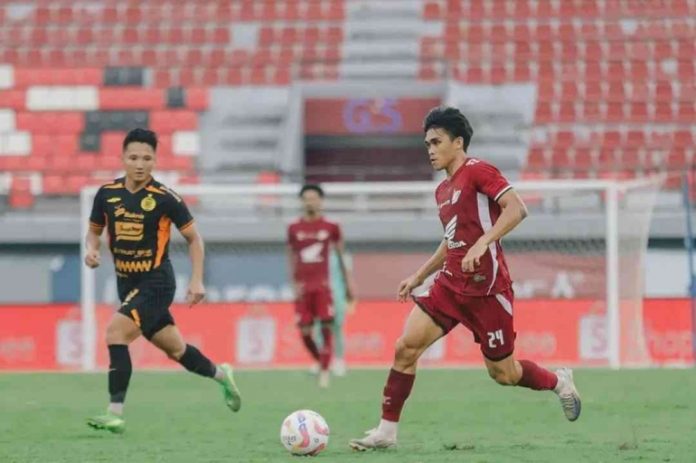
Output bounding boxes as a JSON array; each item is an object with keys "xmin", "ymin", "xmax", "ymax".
[{"xmin": 89, "ymin": 176, "xmax": 194, "ymax": 278}]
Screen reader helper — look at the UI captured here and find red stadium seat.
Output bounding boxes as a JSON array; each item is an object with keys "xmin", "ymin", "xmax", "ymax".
[
  {"xmin": 667, "ymin": 149, "xmax": 687, "ymax": 168},
  {"xmin": 574, "ymin": 149, "xmax": 594, "ymax": 170},
  {"xmin": 9, "ymin": 176, "xmax": 34, "ymax": 209},
  {"xmin": 423, "ymin": 1, "xmax": 442, "ymax": 19},
  {"xmin": 620, "ymin": 149, "xmax": 643, "ymax": 169},
  {"xmin": 526, "ymin": 148, "xmax": 548, "ymax": 169}
]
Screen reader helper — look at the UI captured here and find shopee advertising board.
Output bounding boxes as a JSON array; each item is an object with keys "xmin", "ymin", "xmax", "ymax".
[{"xmin": 0, "ymin": 300, "xmax": 692, "ymax": 370}]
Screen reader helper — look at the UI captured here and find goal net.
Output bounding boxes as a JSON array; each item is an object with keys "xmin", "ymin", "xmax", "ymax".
[{"xmin": 80, "ymin": 176, "xmax": 664, "ymax": 370}]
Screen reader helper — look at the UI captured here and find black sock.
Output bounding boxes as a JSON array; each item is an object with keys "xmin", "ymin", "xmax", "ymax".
[
  {"xmin": 108, "ymin": 344, "xmax": 132, "ymax": 404},
  {"xmin": 178, "ymin": 344, "xmax": 217, "ymax": 378}
]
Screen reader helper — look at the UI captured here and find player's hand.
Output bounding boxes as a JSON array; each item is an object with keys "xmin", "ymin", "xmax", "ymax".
[
  {"xmin": 397, "ymin": 274, "xmax": 423, "ymax": 302},
  {"xmin": 461, "ymin": 239, "xmax": 489, "ymax": 273},
  {"xmin": 186, "ymin": 280, "xmax": 205, "ymax": 307},
  {"xmin": 84, "ymin": 249, "xmax": 100, "ymax": 268}
]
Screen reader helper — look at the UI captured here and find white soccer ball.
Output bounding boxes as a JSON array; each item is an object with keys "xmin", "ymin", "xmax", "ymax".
[{"xmin": 279, "ymin": 409, "xmax": 330, "ymax": 456}]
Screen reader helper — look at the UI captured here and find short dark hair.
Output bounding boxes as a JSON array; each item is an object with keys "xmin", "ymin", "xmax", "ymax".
[
  {"xmin": 423, "ymin": 106, "xmax": 474, "ymax": 150},
  {"xmin": 299, "ymin": 184, "xmax": 324, "ymax": 197},
  {"xmin": 123, "ymin": 128, "xmax": 158, "ymax": 151}
]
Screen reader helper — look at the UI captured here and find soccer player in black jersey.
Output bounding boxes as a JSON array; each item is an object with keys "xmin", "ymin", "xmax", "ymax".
[{"xmin": 84, "ymin": 128, "xmax": 241, "ymax": 433}]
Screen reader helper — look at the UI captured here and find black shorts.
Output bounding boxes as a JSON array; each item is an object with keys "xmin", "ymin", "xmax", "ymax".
[{"xmin": 117, "ymin": 260, "xmax": 176, "ymax": 340}]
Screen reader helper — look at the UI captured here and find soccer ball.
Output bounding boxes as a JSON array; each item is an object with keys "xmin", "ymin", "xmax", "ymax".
[{"xmin": 279, "ymin": 409, "xmax": 330, "ymax": 456}]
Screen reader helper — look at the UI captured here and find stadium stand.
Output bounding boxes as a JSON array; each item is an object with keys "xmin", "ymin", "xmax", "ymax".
[
  {"xmin": 420, "ymin": 0, "xmax": 694, "ymax": 188},
  {"xmin": 0, "ymin": 0, "xmax": 694, "ymax": 208}
]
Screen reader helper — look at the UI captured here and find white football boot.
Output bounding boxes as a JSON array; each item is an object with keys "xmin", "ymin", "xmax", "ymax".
[
  {"xmin": 554, "ymin": 368, "xmax": 582, "ymax": 421},
  {"xmin": 349, "ymin": 426, "xmax": 397, "ymax": 451},
  {"xmin": 332, "ymin": 358, "xmax": 347, "ymax": 377}
]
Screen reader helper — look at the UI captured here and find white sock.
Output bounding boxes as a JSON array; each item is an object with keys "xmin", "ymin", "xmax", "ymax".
[
  {"xmin": 213, "ymin": 366, "xmax": 224, "ymax": 382},
  {"xmin": 553, "ymin": 372, "xmax": 564, "ymax": 394},
  {"xmin": 108, "ymin": 403, "xmax": 124, "ymax": 416},
  {"xmin": 378, "ymin": 419, "xmax": 398, "ymax": 438}
]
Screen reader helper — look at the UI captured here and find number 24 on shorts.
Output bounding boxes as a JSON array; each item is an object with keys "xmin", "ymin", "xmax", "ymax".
[{"xmin": 487, "ymin": 329, "xmax": 504, "ymax": 348}]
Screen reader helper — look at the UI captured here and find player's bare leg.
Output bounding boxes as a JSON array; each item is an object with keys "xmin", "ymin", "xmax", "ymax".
[
  {"xmin": 151, "ymin": 325, "xmax": 241, "ymax": 412},
  {"xmin": 349, "ymin": 306, "xmax": 443, "ymax": 451},
  {"xmin": 299, "ymin": 324, "xmax": 322, "ymax": 379},
  {"xmin": 484, "ymin": 355, "xmax": 581, "ymax": 421},
  {"xmin": 87, "ymin": 313, "xmax": 140, "ymax": 433},
  {"xmin": 317, "ymin": 320, "xmax": 334, "ymax": 388}
]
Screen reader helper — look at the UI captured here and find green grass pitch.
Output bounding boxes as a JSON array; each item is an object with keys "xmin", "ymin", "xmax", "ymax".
[{"xmin": 1, "ymin": 369, "xmax": 694, "ymax": 462}]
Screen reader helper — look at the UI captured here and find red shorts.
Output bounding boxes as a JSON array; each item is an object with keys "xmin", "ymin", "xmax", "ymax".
[
  {"xmin": 413, "ymin": 281, "xmax": 516, "ymax": 361},
  {"xmin": 295, "ymin": 288, "xmax": 334, "ymax": 326}
]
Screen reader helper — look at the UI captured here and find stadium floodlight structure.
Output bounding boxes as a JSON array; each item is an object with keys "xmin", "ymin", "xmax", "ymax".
[{"xmin": 80, "ymin": 176, "xmax": 663, "ymax": 371}]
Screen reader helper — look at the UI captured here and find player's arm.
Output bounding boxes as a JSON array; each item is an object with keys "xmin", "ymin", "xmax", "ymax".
[
  {"xmin": 179, "ymin": 222, "xmax": 205, "ymax": 307},
  {"xmin": 286, "ymin": 225, "xmax": 305, "ymax": 298},
  {"xmin": 84, "ymin": 226, "xmax": 102, "ymax": 268},
  {"xmin": 286, "ymin": 243, "xmax": 301, "ymax": 297},
  {"xmin": 397, "ymin": 238, "xmax": 447, "ymax": 302},
  {"xmin": 85, "ymin": 189, "xmax": 105, "ymax": 268},
  {"xmin": 461, "ymin": 189, "xmax": 528, "ymax": 273},
  {"xmin": 333, "ymin": 239, "xmax": 355, "ymax": 302}
]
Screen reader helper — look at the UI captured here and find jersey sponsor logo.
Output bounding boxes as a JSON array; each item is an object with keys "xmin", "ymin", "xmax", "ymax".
[
  {"xmin": 299, "ymin": 242, "xmax": 325, "ymax": 263},
  {"xmin": 444, "ymin": 215, "xmax": 467, "ymax": 249},
  {"xmin": 296, "ymin": 230, "xmax": 330, "ymax": 241},
  {"xmin": 113, "ymin": 247, "xmax": 153, "ymax": 257},
  {"xmin": 451, "ymin": 189, "xmax": 461, "ymax": 204},
  {"xmin": 140, "ymin": 194, "xmax": 156, "ymax": 212},
  {"xmin": 107, "ymin": 197, "xmax": 121, "ymax": 203},
  {"xmin": 114, "ymin": 205, "xmax": 145, "ymax": 220},
  {"xmin": 115, "ymin": 221, "xmax": 144, "ymax": 241},
  {"xmin": 115, "ymin": 259, "xmax": 153, "ymax": 273}
]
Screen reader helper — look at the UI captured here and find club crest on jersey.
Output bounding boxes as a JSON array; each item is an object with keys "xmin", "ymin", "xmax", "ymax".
[{"xmin": 140, "ymin": 194, "xmax": 156, "ymax": 212}]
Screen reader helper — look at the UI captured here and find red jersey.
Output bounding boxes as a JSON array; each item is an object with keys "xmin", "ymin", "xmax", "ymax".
[
  {"xmin": 434, "ymin": 157, "xmax": 514, "ymax": 296},
  {"xmin": 287, "ymin": 217, "xmax": 342, "ymax": 291}
]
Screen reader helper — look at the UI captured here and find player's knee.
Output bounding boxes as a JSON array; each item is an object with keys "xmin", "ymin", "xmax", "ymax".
[
  {"xmin": 105, "ymin": 321, "xmax": 129, "ymax": 344},
  {"xmin": 299, "ymin": 325, "xmax": 312, "ymax": 336},
  {"xmin": 394, "ymin": 337, "xmax": 420, "ymax": 366},
  {"xmin": 165, "ymin": 344, "xmax": 186, "ymax": 361}
]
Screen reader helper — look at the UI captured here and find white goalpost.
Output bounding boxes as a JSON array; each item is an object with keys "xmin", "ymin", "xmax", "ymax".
[{"xmin": 80, "ymin": 176, "xmax": 664, "ymax": 371}]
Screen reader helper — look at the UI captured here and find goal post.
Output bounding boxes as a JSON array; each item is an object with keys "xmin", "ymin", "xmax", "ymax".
[{"xmin": 79, "ymin": 176, "xmax": 664, "ymax": 371}]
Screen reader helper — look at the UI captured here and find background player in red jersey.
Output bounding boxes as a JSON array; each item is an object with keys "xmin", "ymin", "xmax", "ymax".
[
  {"xmin": 349, "ymin": 107, "xmax": 581, "ymax": 451},
  {"xmin": 287, "ymin": 184, "xmax": 354, "ymax": 388}
]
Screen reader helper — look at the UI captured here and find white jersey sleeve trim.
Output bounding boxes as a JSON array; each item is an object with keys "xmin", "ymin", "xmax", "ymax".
[{"xmin": 493, "ymin": 185, "xmax": 513, "ymax": 202}]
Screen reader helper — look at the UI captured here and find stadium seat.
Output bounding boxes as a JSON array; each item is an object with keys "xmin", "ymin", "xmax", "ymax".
[{"xmin": 9, "ymin": 176, "xmax": 34, "ymax": 209}]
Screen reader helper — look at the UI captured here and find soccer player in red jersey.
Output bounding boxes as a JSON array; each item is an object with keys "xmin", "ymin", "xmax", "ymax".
[
  {"xmin": 349, "ymin": 107, "xmax": 581, "ymax": 451},
  {"xmin": 287, "ymin": 184, "xmax": 354, "ymax": 388}
]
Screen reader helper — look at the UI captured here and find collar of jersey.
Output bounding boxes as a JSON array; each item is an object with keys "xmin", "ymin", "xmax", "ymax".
[{"xmin": 120, "ymin": 176, "xmax": 155, "ymax": 194}]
